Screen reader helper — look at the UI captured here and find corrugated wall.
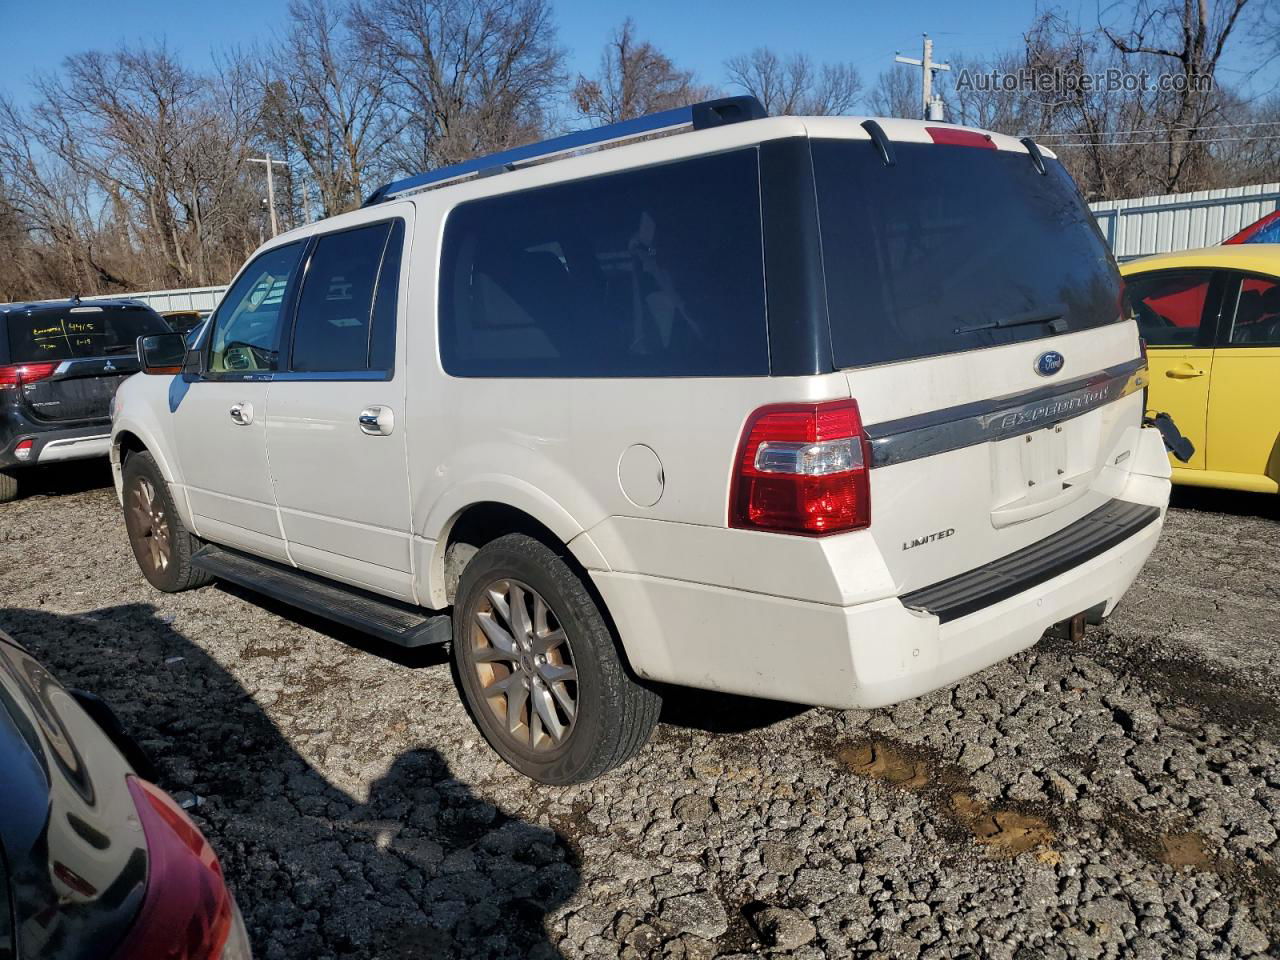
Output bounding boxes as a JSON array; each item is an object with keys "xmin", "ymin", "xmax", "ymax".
[
  {"xmin": 80, "ymin": 285, "xmax": 227, "ymax": 312},
  {"xmin": 1090, "ymin": 183, "xmax": 1280, "ymax": 261}
]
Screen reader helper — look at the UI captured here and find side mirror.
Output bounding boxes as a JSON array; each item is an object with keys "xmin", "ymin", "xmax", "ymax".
[{"xmin": 137, "ymin": 333, "xmax": 188, "ymax": 375}]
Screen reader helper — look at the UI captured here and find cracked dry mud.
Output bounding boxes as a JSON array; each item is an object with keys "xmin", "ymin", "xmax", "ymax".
[{"xmin": 1, "ymin": 464, "xmax": 1277, "ymax": 959}]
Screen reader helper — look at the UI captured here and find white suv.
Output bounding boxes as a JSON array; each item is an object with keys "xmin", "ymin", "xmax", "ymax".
[{"xmin": 111, "ymin": 97, "xmax": 1174, "ymax": 783}]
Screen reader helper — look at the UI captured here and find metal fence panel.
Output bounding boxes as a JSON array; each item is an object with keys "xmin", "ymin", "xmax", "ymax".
[
  {"xmin": 80, "ymin": 285, "xmax": 228, "ymax": 313},
  {"xmin": 1090, "ymin": 183, "xmax": 1280, "ymax": 261}
]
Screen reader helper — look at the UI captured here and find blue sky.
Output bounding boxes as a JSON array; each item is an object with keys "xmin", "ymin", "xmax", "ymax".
[{"xmin": 0, "ymin": 0, "xmax": 1272, "ymax": 106}]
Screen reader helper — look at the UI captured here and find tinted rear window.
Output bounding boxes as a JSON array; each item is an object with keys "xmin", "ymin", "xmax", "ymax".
[
  {"xmin": 291, "ymin": 222, "xmax": 395, "ymax": 372},
  {"xmin": 812, "ymin": 139, "xmax": 1122, "ymax": 368},
  {"xmin": 5, "ymin": 304, "xmax": 170, "ymax": 363},
  {"xmin": 439, "ymin": 149, "xmax": 768, "ymax": 378}
]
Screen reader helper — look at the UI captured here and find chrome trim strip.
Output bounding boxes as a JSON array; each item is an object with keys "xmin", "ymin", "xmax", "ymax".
[
  {"xmin": 269, "ymin": 370, "xmax": 392, "ymax": 383},
  {"xmin": 36, "ymin": 434, "xmax": 112, "ymax": 463},
  {"xmin": 865, "ymin": 358, "xmax": 1148, "ymax": 468}
]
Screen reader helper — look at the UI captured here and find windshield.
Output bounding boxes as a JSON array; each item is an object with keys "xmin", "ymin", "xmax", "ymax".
[
  {"xmin": 5, "ymin": 304, "xmax": 170, "ymax": 363},
  {"xmin": 812, "ymin": 139, "xmax": 1123, "ymax": 368}
]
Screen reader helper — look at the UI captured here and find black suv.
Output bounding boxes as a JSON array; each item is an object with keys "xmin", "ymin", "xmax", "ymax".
[{"xmin": 0, "ymin": 298, "xmax": 171, "ymax": 502}]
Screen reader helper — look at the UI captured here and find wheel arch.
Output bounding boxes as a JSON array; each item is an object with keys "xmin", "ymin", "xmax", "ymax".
[
  {"xmin": 110, "ymin": 423, "xmax": 190, "ymax": 528},
  {"xmin": 429, "ymin": 498, "xmax": 608, "ymax": 609}
]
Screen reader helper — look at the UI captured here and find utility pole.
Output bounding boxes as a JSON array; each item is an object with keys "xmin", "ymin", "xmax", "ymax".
[
  {"xmin": 248, "ymin": 155, "xmax": 289, "ymax": 237},
  {"xmin": 894, "ymin": 33, "xmax": 950, "ymax": 121}
]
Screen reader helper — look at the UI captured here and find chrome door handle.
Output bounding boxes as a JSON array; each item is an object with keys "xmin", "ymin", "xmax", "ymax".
[
  {"xmin": 359, "ymin": 406, "xmax": 394, "ymax": 436},
  {"xmin": 229, "ymin": 402, "xmax": 253, "ymax": 425}
]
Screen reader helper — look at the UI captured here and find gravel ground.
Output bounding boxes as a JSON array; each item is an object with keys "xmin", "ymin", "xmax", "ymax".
[{"xmin": 1, "ymin": 463, "xmax": 1278, "ymax": 960}]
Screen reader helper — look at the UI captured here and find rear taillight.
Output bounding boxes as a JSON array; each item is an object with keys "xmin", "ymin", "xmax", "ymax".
[
  {"xmin": 730, "ymin": 399, "xmax": 871, "ymax": 536},
  {"xmin": 0, "ymin": 362, "xmax": 59, "ymax": 389},
  {"xmin": 112, "ymin": 777, "xmax": 252, "ymax": 960},
  {"xmin": 14, "ymin": 439, "xmax": 34, "ymax": 461}
]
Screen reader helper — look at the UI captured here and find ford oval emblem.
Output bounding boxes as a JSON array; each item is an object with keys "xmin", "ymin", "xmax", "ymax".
[{"xmin": 1035, "ymin": 351, "xmax": 1065, "ymax": 377}]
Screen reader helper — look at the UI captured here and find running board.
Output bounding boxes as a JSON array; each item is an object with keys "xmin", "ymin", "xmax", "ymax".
[{"xmin": 190, "ymin": 544, "xmax": 451, "ymax": 648}]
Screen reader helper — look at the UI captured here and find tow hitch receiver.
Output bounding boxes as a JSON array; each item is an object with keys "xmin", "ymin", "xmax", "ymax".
[
  {"xmin": 1048, "ymin": 603, "xmax": 1106, "ymax": 643},
  {"xmin": 1047, "ymin": 612, "xmax": 1088, "ymax": 643}
]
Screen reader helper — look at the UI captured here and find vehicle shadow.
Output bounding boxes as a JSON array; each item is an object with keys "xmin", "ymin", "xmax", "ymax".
[
  {"xmin": 0, "ymin": 604, "xmax": 578, "ymax": 960},
  {"xmin": 657, "ymin": 684, "xmax": 809, "ymax": 734},
  {"xmin": 216, "ymin": 578, "xmax": 806, "ymax": 734},
  {"xmin": 1169, "ymin": 484, "xmax": 1280, "ymax": 521},
  {"xmin": 11, "ymin": 460, "xmax": 114, "ymax": 500}
]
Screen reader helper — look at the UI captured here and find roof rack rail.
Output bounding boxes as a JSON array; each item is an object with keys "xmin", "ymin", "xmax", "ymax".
[{"xmin": 361, "ymin": 95, "xmax": 767, "ymax": 206}]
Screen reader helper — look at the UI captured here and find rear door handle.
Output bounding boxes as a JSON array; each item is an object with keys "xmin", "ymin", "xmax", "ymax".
[
  {"xmin": 229, "ymin": 402, "xmax": 254, "ymax": 425},
  {"xmin": 1165, "ymin": 367, "xmax": 1205, "ymax": 379},
  {"xmin": 359, "ymin": 406, "xmax": 394, "ymax": 436}
]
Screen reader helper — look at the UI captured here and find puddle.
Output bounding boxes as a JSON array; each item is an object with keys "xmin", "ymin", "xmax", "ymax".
[
  {"xmin": 835, "ymin": 738, "xmax": 1057, "ymax": 859},
  {"xmin": 950, "ymin": 791, "xmax": 1057, "ymax": 858},
  {"xmin": 837, "ymin": 740, "xmax": 931, "ymax": 789},
  {"xmin": 1157, "ymin": 831, "xmax": 1213, "ymax": 869}
]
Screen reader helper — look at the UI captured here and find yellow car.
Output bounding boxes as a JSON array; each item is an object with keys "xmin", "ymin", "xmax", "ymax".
[{"xmin": 1121, "ymin": 245, "xmax": 1280, "ymax": 493}]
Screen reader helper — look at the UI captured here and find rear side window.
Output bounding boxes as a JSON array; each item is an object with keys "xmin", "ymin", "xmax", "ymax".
[
  {"xmin": 291, "ymin": 222, "xmax": 400, "ymax": 373},
  {"xmin": 1228, "ymin": 274, "xmax": 1280, "ymax": 345},
  {"xmin": 439, "ymin": 149, "xmax": 768, "ymax": 378},
  {"xmin": 1126, "ymin": 270, "xmax": 1213, "ymax": 346},
  {"xmin": 813, "ymin": 140, "xmax": 1123, "ymax": 368},
  {"xmin": 5, "ymin": 304, "xmax": 169, "ymax": 363}
]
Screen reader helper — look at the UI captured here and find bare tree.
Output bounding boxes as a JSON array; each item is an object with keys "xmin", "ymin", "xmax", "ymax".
[
  {"xmin": 260, "ymin": 0, "xmax": 397, "ymax": 215},
  {"xmin": 573, "ymin": 19, "xmax": 714, "ymax": 123},
  {"xmin": 866, "ymin": 65, "xmax": 921, "ymax": 119},
  {"xmin": 1102, "ymin": 0, "xmax": 1252, "ymax": 191},
  {"xmin": 725, "ymin": 48, "xmax": 860, "ymax": 115},
  {"xmin": 352, "ymin": 0, "xmax": 564, "ymax": 175},
  {"xmin": 2, "ymin": 43, "xmax": 265, "ymax": 295}
]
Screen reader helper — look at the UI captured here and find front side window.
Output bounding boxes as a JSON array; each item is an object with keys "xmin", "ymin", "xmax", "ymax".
[
  {"xmin": 1126, "ymin": 270, "xmax": 1214, "ymax": 347},
  {"xmin": 1227, "ymin": 274, "xmax": 1280, "ymax": 346},
  {"xmin": 290, "ymin": 221, "xmax": 401, "ymax": 373},
  {"xmin": 439, "ymin": 149, "xmax": 768, "ymax": 378},
  {"xmin": 208, "ymin": 243, "xmax": 305, "ymax": 374}
]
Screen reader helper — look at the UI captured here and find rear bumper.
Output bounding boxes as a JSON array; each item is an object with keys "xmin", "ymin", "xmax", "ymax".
[
  {"xmin": 593, "ymin": 500, "xmax": 1164, "ymax": 709},
  {"xmin": 0, "ymin": 421, "xmax": 112, "ymax": 469}
]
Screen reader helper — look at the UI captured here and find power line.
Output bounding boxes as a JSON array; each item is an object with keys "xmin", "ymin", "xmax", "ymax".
[
  {"xmin": 1031, "ymin": 119, "xmax": 1280, "ymax": 139},
  {"xmin": 1050, "ymin": 133, "xmax": 1280, "ymax": 147}
]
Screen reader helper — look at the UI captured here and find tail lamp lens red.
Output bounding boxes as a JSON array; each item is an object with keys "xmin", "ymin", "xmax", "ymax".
[
  {"xmin": 112, "ymin": 776, "xmax": 249, "ymax": 960},
  {"xmin": 0, "ymin": 362, "xmax": 59, "ymax": 388},
  {"xmin": 925, "ymin": 126, "xmax": 996, "ymax": 149},
  {"xmin": 730, "ymin": 399, "xmax": 871, "ymax": 535}
]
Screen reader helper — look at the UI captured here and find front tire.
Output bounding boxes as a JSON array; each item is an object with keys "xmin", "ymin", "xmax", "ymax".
[
  {"xmin": 452, "ymin": 533, "xmax": 662, "ymax": 784},
  {"xmin": 0, "ymin": 470, "xmax": 18, "ymax": 503},
  {"xmin": 121, "ymin": 451, "xmax": 212, "ymax": 592}
]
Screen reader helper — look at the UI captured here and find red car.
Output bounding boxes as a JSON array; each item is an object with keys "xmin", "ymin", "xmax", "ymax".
[
  {"xmin": 1223, "ymin": 209, "xmax": 1280, "ymax": 244},
  {"xmin": 0, "ymin": 628, "xmax": 252, "ymax": 959}
]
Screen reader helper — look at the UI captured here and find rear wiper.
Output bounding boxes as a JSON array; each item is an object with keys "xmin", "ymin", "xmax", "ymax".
[
  {"xmin": 101, "ymin": 344, "xmax": 138, "ymax": 355},
  {"xmin": 954, "ymin": 307, "xmax": 1068, "ymax": 335}
]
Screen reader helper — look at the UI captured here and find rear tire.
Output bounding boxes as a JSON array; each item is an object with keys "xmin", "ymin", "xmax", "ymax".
[
  {"xmin": 121, "ymin": 451, "xmax": 212, "ymax": 592},
  {"xmin": 452, "ymin": 533, "xmax": 662, "ymax": 784},
  {"xmin": 0, "ymin": 470, "xmax": 18, "ymax": 504}
]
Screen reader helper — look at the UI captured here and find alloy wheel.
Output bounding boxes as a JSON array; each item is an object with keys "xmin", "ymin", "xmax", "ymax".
[
  {"xmin": 470, "ymin": 579, "xmax": 578, "ymax": 752},
  {"xmin": 128, "ymin": 476, "xmax": 171, "ymax": 575}
]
